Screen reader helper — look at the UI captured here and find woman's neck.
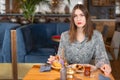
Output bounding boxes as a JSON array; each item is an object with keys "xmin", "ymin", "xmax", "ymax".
[
  {"xmin": 76, "ymin": 27, "xmax": 85, "ymax": 42},
  {"xmin": 77, "ymin": 27, "xmax": 84, "ymax": 34}
]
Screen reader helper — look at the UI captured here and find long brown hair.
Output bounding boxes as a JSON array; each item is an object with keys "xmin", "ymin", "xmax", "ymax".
[{"xmin": 69, "ymin": 4, "xmax": 93, "ymax": 43}]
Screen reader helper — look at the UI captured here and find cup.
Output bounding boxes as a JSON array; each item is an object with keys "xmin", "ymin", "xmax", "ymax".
[
  {"xmin": 66, "ymin": 67, "xmax": 75, "ymax": 80},
  {"xmin": 84, "ymin": 66, "xmax": 91, "ymax": 76}
]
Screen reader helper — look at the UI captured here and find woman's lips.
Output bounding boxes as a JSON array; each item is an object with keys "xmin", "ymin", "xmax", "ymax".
[{"xmin": 77, "ymin": 22, "xmax": 82, "ymax": 25}]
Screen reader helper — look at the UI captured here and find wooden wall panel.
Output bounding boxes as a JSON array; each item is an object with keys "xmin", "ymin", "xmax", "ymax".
[
  {"xmin": 93, "ymin": 20, "xmax": 115, "ymax": 38},
  {"xmin": 6, "ymin": 0, "xmax": 10, "ymax": 13},
  {"xmin": 12, "ymin": 0, "xmax": 20, "ymax": 13},
  {"xmin": 5, "ymin": 0, "xmax": 20, "ymax": 13}
]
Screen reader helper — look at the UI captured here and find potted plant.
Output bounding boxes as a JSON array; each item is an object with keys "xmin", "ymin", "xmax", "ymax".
[{"xmin": 19, "ymin": 0, "xmax": 49, "ymax": 23}]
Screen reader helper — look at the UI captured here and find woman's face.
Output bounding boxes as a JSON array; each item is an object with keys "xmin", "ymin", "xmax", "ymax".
[{"xmin": 73, "ymin": 9, "xmax": 86, "ymax": 28}]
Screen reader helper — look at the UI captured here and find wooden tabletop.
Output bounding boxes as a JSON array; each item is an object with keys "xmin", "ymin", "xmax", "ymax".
[{"xmin": 23, "ymin": 65, "xmax": 114, "ymax": 80}]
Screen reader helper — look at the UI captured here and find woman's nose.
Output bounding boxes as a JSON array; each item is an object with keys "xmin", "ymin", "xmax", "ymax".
[{"xmin": 77, "ymin": 16, "xmax": 81, "ymax": 21}]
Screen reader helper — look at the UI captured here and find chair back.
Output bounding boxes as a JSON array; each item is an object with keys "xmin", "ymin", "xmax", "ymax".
[
  {"xmin": 101, "ymin": 25, "xmax": 116, "ymax": 60},
  {"xmin": 102, "ymin": 25, "xmax": 109, "ymax": 42}
]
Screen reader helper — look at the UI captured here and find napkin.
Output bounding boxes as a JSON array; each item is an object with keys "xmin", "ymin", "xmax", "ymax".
[
  {"xmin": 98, "ymin": 74, "xmax": 110, "ymax": 80},
  {"xmin": 40, "ymin": 64, "xmax": 51, "ymax": 72}
]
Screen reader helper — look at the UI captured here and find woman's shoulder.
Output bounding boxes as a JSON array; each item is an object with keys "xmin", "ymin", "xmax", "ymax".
[
  {"xmin": 61, "ymin": 31, "xmax": 69, "ymax": 36},
  {"xmin": 93, "ymin": 30, "xmax": 102, "ymax": 35},
  {"xmin": 91, "ymin": 30, "xmax": 103, "ymax": 43},
  {"xmin": 61, "ymin": 31, "xmax": 69, "ymax": 39},
  {"xmin": 92, "ymin": 30, "xmax": 102, "ymax": 38}
]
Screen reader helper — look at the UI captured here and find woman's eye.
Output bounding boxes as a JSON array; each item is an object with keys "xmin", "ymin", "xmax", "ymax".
[
  {"xmin": 74, "ymin": 15, "xmax": 77, "ymax": 18},
  {"xmin": 80, "ymin": 14, "xmax": 85, "ymax": 16}
]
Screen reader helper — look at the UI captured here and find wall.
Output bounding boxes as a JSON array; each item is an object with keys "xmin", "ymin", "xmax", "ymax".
[
  {"xmin": 92, "ymin": 19, "xmax": 115, "ymax": 38},
  {"xmin": 88, "ymin": 0, "xmax": 115, "ymax": 19},
  {"xmin": 36, "ymin": 0, "xmax": 81, "ymax": 14}
]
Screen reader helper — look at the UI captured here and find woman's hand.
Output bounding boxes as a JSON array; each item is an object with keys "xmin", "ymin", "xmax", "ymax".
[
  {"xmin": 100, "ymin": 64, "xmax": 111, "ymax": 77},
  {"xmin": 47, "ymin": 55, "xmax": 59, "ymax": 64}
]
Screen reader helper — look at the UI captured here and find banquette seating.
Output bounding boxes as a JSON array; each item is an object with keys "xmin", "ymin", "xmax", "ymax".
[
  {"xmin": 16, "ymin": 22, "xmax": 70, "ymax": 63},
  {"xmin": 0, "ymin": 22, "xmax": 20, "ymax": 63}
]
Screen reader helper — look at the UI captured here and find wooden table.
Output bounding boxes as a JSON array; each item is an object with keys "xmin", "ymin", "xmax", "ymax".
[{"xmin": 23, "ymin": 65, "xmax": 114, "ymax": 80}]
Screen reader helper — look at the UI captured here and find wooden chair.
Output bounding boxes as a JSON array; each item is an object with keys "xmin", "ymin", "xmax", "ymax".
[
  {"xmin": 105, "ymin": 44, "xmax": 116, "ymax": 60},
  {"xmin": 102, "ymin": 25, "xmax": 116, "ymax": 60},
  {"xmin": 110, "ymin": 31, "xmax": 120, "ymax": 60}
]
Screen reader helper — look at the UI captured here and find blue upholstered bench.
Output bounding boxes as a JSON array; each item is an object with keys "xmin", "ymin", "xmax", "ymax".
[{"xmin": 16, "ymin": 23, "xmax": 70, "ymax": 63}]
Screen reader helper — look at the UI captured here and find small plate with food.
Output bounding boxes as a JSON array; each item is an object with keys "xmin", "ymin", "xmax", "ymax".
[
  {"xmin": 72, "ymin": 64, "xmax": 97, "ymax": 73},
  {"xmin": 51, "ymin": 61, "xmax": 62, "ymax": 70},
  {"xmin": 72, "ymin": 64, "xmax": 84, "ymax": 73}
]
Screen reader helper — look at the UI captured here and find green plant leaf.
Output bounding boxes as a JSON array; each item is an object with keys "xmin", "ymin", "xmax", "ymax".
[
  {"xmin": 19, "ymin": 0, "xmax": 49, "ymax": 23},
  {"xmin": 67, "ymin": 0, "xmax": 71, "ymax": 4}
]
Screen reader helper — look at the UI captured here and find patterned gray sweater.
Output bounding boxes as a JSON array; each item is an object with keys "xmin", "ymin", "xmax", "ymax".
[{"xmin": 57, "ymin": 30, "xmax": 110, "ymax": 68}]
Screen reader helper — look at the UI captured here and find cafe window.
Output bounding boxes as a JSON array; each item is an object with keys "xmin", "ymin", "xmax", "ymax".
[{"xmin": 0, "ymin": 0, "xmax": 6, "ymax": 14}]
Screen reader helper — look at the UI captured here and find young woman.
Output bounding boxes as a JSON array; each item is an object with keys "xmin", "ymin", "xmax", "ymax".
[{"xmin": 48, "ymin": 4, "xmax": 111, "ymax": 76}]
